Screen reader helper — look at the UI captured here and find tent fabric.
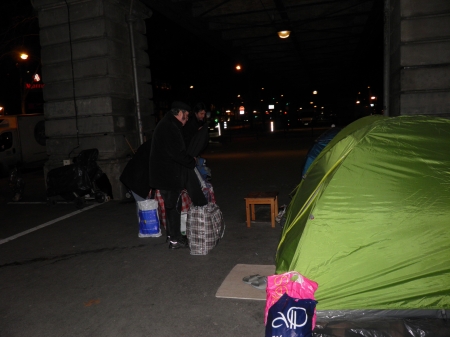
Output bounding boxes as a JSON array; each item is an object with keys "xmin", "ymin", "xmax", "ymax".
[
  {"xmin": 301, "ymin": 126, "xmax": 341, "ymax": 178},
  {"xmin": 276, "ymin": 115, "xmax": 450, "ymax": 311}
]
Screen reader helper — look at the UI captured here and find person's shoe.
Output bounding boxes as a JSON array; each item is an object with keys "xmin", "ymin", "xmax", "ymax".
[
  {"xmin": 242, "ymin": 274, "xmax": 261, "ymax": 284},
  {"xmin": 251, "ymin": 276, "xmax": 267, "ymax": 290},
  {"xmin": 168, "ymin": 239, "xmax": 188, "ymax": 249}
]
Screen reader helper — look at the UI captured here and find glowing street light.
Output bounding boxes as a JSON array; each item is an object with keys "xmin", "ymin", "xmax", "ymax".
[
  {"xmin": 277, "ymin": 30, "xmax": 291, "ymax": 39},
  {"xmin": 20, "ymin": 53, "xmax": 29, "ymax": 60}
]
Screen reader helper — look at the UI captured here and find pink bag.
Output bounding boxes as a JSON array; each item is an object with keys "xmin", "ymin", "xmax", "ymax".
[{"xmin": 265, "ymin": 271, "xmax": 318, "ymax": 328}]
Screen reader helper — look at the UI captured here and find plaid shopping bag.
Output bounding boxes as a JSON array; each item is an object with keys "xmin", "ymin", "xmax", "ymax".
[{"xmin": 186, "ymin": 202, "xmax": 224, "ymax": 255}]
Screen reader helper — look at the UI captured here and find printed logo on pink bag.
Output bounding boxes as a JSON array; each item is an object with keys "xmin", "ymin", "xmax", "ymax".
[{"xmin": 272, "ymin": 306, "xmax": 308, "ymax": 329}]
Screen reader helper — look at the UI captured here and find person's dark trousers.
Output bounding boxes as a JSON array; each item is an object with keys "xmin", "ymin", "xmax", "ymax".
[{"xmin": 159, "ymin": 189, "xmax": 183, "ymax": 240}]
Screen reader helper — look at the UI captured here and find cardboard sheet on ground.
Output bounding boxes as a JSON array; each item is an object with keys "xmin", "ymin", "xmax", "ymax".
[{"xmin": 215, "ymin": 264, "xmax": 275, "ymax": 300}]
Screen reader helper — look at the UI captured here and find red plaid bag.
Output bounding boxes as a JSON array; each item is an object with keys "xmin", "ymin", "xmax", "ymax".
[{"xmin": 151, "ymin": 189, "xmax": 191, "ymax": 230}]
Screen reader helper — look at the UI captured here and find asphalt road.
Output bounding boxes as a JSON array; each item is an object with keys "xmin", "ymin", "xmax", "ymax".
[{"xmin": 0, "ymin": 128, "xmax": 316, "ymax": 337}]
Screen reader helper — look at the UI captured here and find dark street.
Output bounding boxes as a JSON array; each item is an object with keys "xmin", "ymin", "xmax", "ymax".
[{"xmin": 0, "ymin": 128, "xmax": 317, "ymax": 337}]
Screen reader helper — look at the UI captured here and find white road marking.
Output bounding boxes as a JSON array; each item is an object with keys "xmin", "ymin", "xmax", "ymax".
[
  {"xmin": 8, "ymin": 202, "xmax": 51, "ymax": 204},
  {"xmin": 0, "ymin": 202, "xmax": 104, "ymax": 245}
]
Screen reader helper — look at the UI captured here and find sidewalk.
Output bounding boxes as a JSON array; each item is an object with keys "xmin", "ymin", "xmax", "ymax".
[{"xmin": 0, "ymin": 128, "xmax": 318, "ymax": 336}]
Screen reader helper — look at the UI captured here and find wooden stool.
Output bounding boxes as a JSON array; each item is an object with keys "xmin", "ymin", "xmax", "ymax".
[{"xmin": 244, "ymin": 191, "xmax": 279, "ymax": 228}]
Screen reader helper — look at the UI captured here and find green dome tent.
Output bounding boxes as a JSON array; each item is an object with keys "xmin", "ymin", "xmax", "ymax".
[{"xmin": 276, "ymin": 115, "xmax": 450, "ymax": 319}]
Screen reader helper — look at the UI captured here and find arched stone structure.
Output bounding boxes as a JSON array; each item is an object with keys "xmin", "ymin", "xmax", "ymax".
[
  {"xmin": 387, "ymin": 0, "xmax": 450, "ymax": 116},
  {"xmin": 33, "ymin": 0, "xmax": 153, "ymax": 199}
]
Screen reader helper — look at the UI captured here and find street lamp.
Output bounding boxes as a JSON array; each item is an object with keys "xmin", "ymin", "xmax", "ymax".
[
  {"xmin": 0, "ymin": 50, "xmax": 42, "ymax": 114},
  {"xmin": 16, "ymin": 51, "xmax": 43, "ymax": 114},
  {"xmin": 370, "ymin": 96, "xmax": 377, "ymax": 109},
  {"xmin": 16, "ymin": 52, "xmax": 29, "ymax": 114},
  {"xmin": 277, "ymin": 30, "xmax": 291, "ymax": 39}
]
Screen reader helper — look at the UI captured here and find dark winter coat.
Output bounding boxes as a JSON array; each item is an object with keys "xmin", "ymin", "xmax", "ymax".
[
  {"xmin": 183, "ymin": 114, "xmax": 202, "ymax": 148},
  {"xmin": 183, "ymin": 112, "xmax": 209, "ymax": 159},
  {"xmin": 149, "ymin": 112, "xmax": 196, "ymax": 190},
  {"xmin": 119, "ymin": 140, "xmax": 151, "ymax": 199}
]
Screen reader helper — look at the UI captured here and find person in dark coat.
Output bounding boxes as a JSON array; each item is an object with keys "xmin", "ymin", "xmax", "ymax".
[
  {"xmin": 119, "ymin": 139, "xmax": 152, "ymax": 220},
  {"xmin": 183, "ymin": 102, "xmax": 211, "ymax": 189},
  {"xmin": 149, "ymin": 101, "xmax": 196, "ymax": 249},
  {"xmin": 183, "ymin": 102, "xmax": 207, "ymax": 149}
]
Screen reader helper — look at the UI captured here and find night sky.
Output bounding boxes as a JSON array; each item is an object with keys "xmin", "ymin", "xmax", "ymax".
[
  {"xmin": 0, "ymin": 0, "xmax": 41, "ymax": 114},
  {"xmin": 0, "ymin": 1, "xmax": 383, "ymax": 121},
  {"xmin": 146, "ymin": 9, "xmax": 245, "ymax": 108}
]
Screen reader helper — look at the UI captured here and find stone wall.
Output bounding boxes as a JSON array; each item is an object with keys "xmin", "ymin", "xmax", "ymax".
[
  {"xmin": 33, "ymin": 0, "xmax": 154, "ymax": 199},
  {"xmin": 389, "ymin": 0, "xmax": 450, "ymax": 116}
]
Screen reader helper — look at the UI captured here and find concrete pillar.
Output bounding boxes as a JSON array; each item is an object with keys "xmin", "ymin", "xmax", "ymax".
[
  {"xmin": 32, "ymin": 0, "xmax": 154, "ymax": 199},
  {"xmin": 388, "ymin": 0, "xmax": 450, "ymax": 116}
]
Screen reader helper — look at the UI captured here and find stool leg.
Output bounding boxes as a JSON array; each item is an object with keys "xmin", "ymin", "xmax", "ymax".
[
  {"xmin": 271, "ymin": 200, "xmax": 275, "ymax": 228},
  {"xmin": 246, "ymin": 201, "xmax": 251, "ymax": 227},
  {"xmin": 274, "ymin": 196, "xmax": 278, "ymax": 228},
  {"xmin": 275, "ymin": 196, "xmax": 279, "ymax": 214},
  {"xmin": 251, "ymin": 204, "xmax": 256, "ymax": 220}
]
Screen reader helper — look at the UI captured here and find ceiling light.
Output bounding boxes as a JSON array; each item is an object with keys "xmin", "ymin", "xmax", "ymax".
[{"xmin": 277, "ymin": 30, "xmax": 291, "ymax": 39}]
